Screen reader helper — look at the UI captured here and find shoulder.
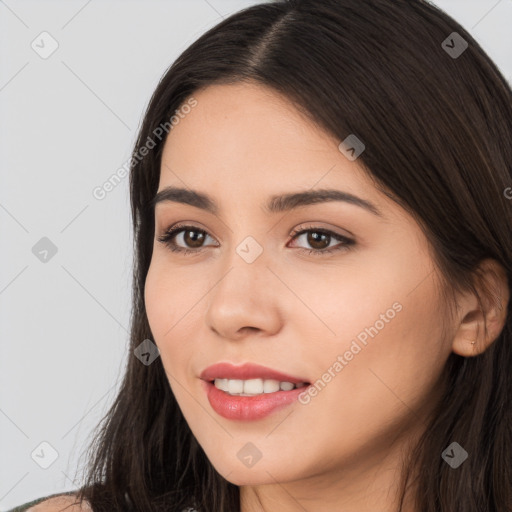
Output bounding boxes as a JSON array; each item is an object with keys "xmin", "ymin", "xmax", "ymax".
[{"xmin": 27, "ymin": 494, "xmax": 92, "ymax": 512}]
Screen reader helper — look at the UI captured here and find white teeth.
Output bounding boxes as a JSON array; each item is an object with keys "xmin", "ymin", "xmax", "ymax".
[
  {"xmin": 214, "ymin": 378, "xmax": 305, "ymax": 396},
  {"xmin": 228, "ymin": 379, "xmax": 244, "ymax": 394},
  {"xmin": 215, "ymin": 378, "xmax": 229, "ymax": 392},
  {"xmin": 263, "ymin": 379, "xmax": 280, "ymax": 393},
  {"xmin": 243, "ymin": 378, "xmax": 264, "ymax": 394},
  {"xmin": 279, "ymin": 381, "xmax": 295, "ymax": 391}
]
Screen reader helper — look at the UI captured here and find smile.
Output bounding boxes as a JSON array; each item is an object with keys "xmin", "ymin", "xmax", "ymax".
[{"xmin": 213, "ymin": 377, "xmax": 307, "ymax": 396}]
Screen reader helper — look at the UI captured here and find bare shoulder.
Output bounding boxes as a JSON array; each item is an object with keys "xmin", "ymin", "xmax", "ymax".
[{"xmin": 28, "ymin": 494, "xmax": 93, "ymax": 512}]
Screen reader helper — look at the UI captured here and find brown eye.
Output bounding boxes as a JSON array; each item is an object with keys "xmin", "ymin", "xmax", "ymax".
[
  {"xmin": 181, "ymin": 229, "xmax": 206, "ymax": 248},
  {"xmin": 157, "ymin": 224, "xmax": 217, "ymax": 253},
  {"xmin": 157, "ymin": 223, "xmax": 355, "ymax": 257},
  {"xmin": 305, "ymin": 231, "xmax": 331, "ymax": 250},
  {"xmin": 289, "ymin": 226, "xmax": 355, "ymax": 256}
]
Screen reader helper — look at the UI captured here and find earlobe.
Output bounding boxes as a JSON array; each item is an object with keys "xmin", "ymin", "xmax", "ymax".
[{"xmin": 451, "ymin": 259, "xmax": 509, "ymax": 358}]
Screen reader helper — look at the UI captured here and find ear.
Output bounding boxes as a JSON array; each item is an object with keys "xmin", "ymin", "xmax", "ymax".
[{"xmin": 451, "ymin": 258, "xmax": 509, "ymax": 357}]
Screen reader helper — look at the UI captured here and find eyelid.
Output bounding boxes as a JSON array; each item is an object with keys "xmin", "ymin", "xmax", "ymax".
[
  {"xmin": 157, "ymin": 221, "xmax": 356, "ymax": 259},
  {"xmin": 158, "ymin": 221, "xmax": 352, "ymax": 242},
  {"xmin": 289, "ymin": 222, "xmax": 354, "ymax": 240},
  {"xmin": 156, "ymin": 223, "xmax": 217, "ymax": 257}
]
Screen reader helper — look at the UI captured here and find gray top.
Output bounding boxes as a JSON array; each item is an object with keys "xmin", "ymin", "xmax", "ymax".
[
  {"xmin": 6, "ymin": 492, "xmax": 199, "ymax": 511},
  {"xmin": 5, "ymin": 491, "xmax": 81, "ymax": 511}
]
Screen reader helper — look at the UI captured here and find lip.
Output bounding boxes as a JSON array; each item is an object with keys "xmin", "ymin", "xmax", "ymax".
[
  {"xmin": 201, "ymin": 380, "xmax": 310, "ymax": 421},
  {"xmin": 199, "ymin": 362, "xmax": 309, "ymax": 384},
  {"xmin": 199, "ymin": 362, "xmax": 311, "ymax": 421}
]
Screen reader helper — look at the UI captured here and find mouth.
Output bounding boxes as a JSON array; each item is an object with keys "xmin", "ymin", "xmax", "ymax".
[
  {"xmin": 208, "ymin": 378, "xmax": 310, "ymax": 396},
  {"xmin": 199, "ymin": 362, "xmax": 312, "ymax": 420},
  {"xmin": 199, "ymin": 361, "xmax": 310, "ymax": 387},
  {"xmin": 201, "ymin": 379, "xmax": 312, "ymax": 421}
]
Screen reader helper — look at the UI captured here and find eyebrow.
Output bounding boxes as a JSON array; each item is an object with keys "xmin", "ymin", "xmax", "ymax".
[{"xmin": 150, "ymin": 186, "xmax": 382, "ymax": 216}]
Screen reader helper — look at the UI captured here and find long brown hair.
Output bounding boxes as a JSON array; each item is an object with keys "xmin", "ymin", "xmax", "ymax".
[{"xmin": 74, "ymin": 0, "xmax": 512, "ymax": 510}]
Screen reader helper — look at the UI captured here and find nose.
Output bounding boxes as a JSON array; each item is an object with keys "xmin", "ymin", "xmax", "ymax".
[{"xmin": 204, "ymin": 243, "xmax": 283, "ymax": 341}]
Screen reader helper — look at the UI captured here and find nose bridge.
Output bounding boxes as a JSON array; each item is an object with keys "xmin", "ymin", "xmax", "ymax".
[
  {"xmin": 215, "ymin": 231, "xmax": 269, "ymax": 300},
  {"xmin": 218, "ymin": 209, "xmax": 271, "ymax": 274},
  {"xmin": 204, "ymin": 230, "xmax": 282, "ymax": 338}
]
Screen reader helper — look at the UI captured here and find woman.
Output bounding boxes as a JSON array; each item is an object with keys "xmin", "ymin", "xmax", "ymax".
[{"xmin": 11, "ymin": 0, "xmax": 512, "ymax": 510}]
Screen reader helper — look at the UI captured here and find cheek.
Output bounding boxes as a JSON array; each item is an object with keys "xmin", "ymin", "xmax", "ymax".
[
  {"xmin": 144, "ymin": 264, "xmax": 211, "ymax": 434},
  {"xmin": 144, "ymin": 259, "xmax": 211, "ymax": 399},
  {"xmin": 144, "ymin": 258, "xmax": 196, "ymax": 337},
  {"xmin": 144, "ymin": 263, "xmax": 190, "ymax": 369},
  {"xmin": 285, "ymin": 279, "xmax": 448, "ymax": 472},
  {"xmin": 144, "ymin": 263, "xmax": 167, "ymax": 339},
  {"xmin": 312, "ymin": 275, "xmax": 447, "ymax": 425},
  {"xmin": 290, "ymin": 244, "xmax": 448, "ymax": 409}
]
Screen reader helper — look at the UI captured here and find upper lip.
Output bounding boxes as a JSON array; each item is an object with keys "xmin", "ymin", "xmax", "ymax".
[{"xmin": 200, "ymin": 362, "xmax": 309, "ymax": 384}]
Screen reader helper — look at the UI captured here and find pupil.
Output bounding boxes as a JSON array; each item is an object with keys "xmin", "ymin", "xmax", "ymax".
[
  {"xmin": 308, "ymin": 231, "xmax": 329, "ymax": 249},
  {"xmin": 181, "ymin": 230, "xmax": 331, "ymax": 250},
  {"xmin": 185, "ymin": 230, "xmax": 204, "ymax": 248}
]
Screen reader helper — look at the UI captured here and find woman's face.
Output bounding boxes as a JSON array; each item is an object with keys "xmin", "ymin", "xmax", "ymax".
[{"xmin": 144, "ymin": 83, "xmax": 454, "ymax": 499}]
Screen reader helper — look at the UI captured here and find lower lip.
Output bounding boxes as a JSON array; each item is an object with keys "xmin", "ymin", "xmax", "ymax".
[{"xmin": 201, "ymin": 380, "xmax": 310, "ymax": 421}]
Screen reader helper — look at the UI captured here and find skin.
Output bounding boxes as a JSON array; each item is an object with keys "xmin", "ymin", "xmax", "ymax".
[
  {"xmin": 31, "ymin": 495, "xmax": 92, "ymax": 511},
  {"xmin": 144, "ymin": 82, "xmax": 509, "ymax": 512}
]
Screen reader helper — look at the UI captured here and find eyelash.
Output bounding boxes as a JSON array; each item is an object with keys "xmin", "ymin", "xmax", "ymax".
[{"xmin": 157, "ymin": 223, "xmax": 355, "ymax": 257}]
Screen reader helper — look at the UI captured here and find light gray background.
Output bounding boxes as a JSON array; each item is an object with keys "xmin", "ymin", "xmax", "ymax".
[{"xmin": 1, "ymin": 0, "xmax": 511, "ymax": 509}]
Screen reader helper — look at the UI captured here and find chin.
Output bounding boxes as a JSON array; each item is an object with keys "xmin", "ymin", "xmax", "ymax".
[
  {"xmin": 209, "ymin": 456, "xmax": 302, "ymax": 486},
  {"xmin": 222, "ymin": 470, "xmax": 282, "ymax": 487}
]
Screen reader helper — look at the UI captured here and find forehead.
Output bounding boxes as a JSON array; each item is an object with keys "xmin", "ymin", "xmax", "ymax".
[
  {"xmin": 159, "ymin": 83, "xmax": 390, "ymax": 216},
  {"xmin": 165, "ymin": 83, "xmax": 335, "ymax": 160}
]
